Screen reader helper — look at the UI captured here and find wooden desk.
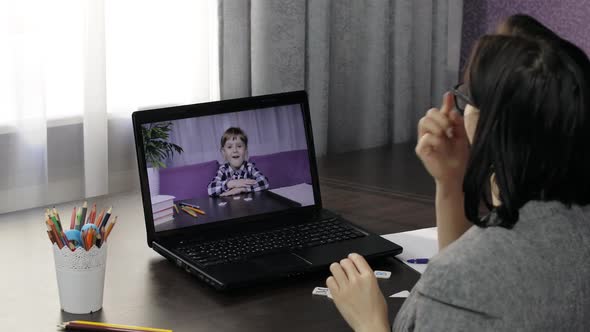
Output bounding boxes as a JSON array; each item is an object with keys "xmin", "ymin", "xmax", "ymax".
[{"xmin": 2, "ymin": 145, "xmax": 435, "ymax": 331}]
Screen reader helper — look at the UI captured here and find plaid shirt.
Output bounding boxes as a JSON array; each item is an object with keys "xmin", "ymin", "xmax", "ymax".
[{"xmin": 207, "ymin": 161, "xmax": 270, "ymax": 197}]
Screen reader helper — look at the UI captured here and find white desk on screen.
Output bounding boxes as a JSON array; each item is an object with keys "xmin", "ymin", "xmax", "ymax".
[{"xmin": 269, "ymin": 183, "xmax": 314, "ymax": 207}]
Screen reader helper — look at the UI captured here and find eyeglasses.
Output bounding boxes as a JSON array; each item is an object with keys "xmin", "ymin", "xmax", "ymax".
[{"xmin": 451, "ymin": 83, "xmax": 473, "ymax": 115}]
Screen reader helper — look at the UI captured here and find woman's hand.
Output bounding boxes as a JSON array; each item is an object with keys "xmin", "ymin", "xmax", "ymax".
[
  {"xmin": 415, "ymin": 92, "xmax": 470, "ymax": 187},
  {"xmin": 326, "ymin": 253, "xmax": 390, "ymax": 332}
]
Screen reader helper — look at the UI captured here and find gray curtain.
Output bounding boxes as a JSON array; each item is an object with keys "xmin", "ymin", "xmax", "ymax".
[{"xmin": 219, "ymin": 0, "xmax": 463, "ymax": 155}]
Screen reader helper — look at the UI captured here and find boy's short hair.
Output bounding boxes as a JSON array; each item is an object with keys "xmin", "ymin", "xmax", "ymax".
[{"xmin": 220, "ymin": 127, "xmax": 248, "ymax": 149}]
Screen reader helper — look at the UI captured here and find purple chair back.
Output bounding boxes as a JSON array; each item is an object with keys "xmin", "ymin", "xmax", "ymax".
[
  {"xmin": 158, "ymin": 149, "xmax": 312, "ymax": 200},
  {"xmin": 159, "ymin": 160, "xmax": 219, "ymax": 200},
  {"xmin": 249, "ymin": 149, "xmax": 312, "ymax": 189}
]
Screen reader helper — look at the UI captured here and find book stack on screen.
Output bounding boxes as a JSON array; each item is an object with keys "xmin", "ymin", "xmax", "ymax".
[{"xmin": 151, "ymin": 195, "xmax": 175, "ymax": 225}]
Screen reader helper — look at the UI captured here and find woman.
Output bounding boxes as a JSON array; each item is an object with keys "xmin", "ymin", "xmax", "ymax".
[{"xmin": 326, "ymin": 34, "xmax": 590, "ymax": 331}]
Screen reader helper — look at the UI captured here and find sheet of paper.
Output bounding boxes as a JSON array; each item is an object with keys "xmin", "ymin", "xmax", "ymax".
[
  {"xmin": 390, "ymin": 290, "xmax": 411, "ymax": 298},
  {"xmin": 381, "ymin": 227, "xmax": 438, "ymax": 274},
  {"xmin": 269, "ymin": 183, "xmax": 314, "ymax": 206}
]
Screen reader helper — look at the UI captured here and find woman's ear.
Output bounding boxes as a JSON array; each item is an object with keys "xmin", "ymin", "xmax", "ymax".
[{"xmin": 490, "ymin": 173, "xmax": 501, "ymax": 207}]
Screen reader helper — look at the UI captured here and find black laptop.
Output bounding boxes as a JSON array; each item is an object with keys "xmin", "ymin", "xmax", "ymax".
[{"xmin": 132, "ymin": 90, "xmax": 402, "ymax": 290}]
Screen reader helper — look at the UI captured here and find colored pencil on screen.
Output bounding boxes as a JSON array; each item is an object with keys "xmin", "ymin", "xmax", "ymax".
[
  {"xmin": 181, "ymin": 206, "xmax": 197, "ymax": 217},
  {"xmin": 192, "ymin": 208, "xmax": 206, "ymax": 215},
  {"xmin": 179, "ymin": 203, "xmax": 205, "ymax": 215}
]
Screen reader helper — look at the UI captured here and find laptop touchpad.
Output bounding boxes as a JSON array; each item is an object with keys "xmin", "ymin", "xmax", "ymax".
[{"xmin": 250, "ymin": 253, "xmax": 311, "ymax": 273}]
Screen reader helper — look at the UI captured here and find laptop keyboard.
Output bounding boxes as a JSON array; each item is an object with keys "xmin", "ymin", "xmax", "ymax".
[{"xmin": 175, "ymin": 218, "xmax": 367, "ymax": 267}]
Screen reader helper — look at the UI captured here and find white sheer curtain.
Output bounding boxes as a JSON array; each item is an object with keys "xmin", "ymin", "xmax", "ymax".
[
  {"xmin": 219, "ymin": 0, "xmax": 463, "ymax": 155},
  {"xmin": 0, "ymin": 0, "xmax": 218, "ymax": 214}
]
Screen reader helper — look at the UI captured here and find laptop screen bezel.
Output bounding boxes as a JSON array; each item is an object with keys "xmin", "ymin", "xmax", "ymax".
[{"xmin": 132, "ymin": 90, "xmax": 323, "ymax": 246}]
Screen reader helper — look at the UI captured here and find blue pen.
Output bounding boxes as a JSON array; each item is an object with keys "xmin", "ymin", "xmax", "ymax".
[
  {"xmin": 180, "ymin": 202, "xmax": 200, "ymax": 209},
  {"xmin": 407, "ymin": 258, "xmax": 429, "ymax": 264}
]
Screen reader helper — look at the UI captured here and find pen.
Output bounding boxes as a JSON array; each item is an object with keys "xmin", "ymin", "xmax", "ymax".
[
  {"xmin": 58, "ymin": 320, "xmax": 172, "ymax": 332},
  {"xmin": 179, "ymin": 202, "xmax": 200, "ymax": 209},
  {"xmin": 406, "ymin": 258, "xmax": 429, "ymax": 264}
]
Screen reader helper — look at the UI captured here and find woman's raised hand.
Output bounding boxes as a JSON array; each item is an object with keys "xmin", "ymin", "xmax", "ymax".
[{"xmin": 415, "ymin": 92, "xmax": 470, "ymax": 187}]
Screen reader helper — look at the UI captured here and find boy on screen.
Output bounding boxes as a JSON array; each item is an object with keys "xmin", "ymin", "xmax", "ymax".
[{"xmin": 207, "ymin": 127, "xmax": 270, "ymax": 197}]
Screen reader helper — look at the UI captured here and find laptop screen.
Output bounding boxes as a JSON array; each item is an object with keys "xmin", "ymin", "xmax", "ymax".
[{"xmin": 139, "ymin": 101, "xmax": 317, "ymax": 233}]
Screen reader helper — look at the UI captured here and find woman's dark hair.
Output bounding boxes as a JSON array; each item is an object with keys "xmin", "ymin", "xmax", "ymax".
[
  {"xmin": 497, "ymin": 14, "xmax": 590, "ymax": 78},
  {"xmin": 497, "ymin": 14, "xmax": 559, "ymax": 40},
  {"xmin": 463, "ymin": 35, "xmax": 590, "ymax": 228}
]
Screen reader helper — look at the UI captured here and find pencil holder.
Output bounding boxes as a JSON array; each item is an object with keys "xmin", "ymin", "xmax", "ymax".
[{"xmin": 52, "ymin": 243, "xmax": 108, "ymax": 314}]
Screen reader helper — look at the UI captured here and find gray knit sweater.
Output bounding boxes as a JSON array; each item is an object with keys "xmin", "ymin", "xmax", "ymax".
[{"xmin": 392, "ymin": 201, "xmax": 590, "ymax": 331}]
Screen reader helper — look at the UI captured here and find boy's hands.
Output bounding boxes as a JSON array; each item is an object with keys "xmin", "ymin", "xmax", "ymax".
[
  {"xmin": 220, "ymin": 187, "xmax": 246, "ymax": 197},
  {"xmin": 326, "ymin": 253, "xmax": 390, "ymax": 332},
  {"xmin": 227, "ymin": 179, "xmax": 257, "ymax": 189},
  {"xmin": 221, "ymin": 179, "xmax": 256, "ymax": 196},
  {"xmin": 416, "ymin": 92, "xmax": 470, "ymax": 187}
]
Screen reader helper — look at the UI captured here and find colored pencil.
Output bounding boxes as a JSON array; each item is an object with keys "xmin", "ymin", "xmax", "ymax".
[
  {"xmin": 58, "ymin": 320, "xmax": 172, "ymax": 332},
  {"xmin": 184, "ymin": 205, "xmax": 205, "ymax": 215},
  {"xmin": 96, "ymin": 231, "xmax": 102, "ymax": 248},
  {"xmin": 105, "ymin": 217, "xmax": 117, "ymax": 241},
  {"xmin": 47, "ymin": 230, "xmax": 56, "ymax": 244},
  {"xmin": 191, "ymin": 207, "xmax": 206, "ymax": 215},
  {"xmin": 87, "ymin": 228, "xmax": 94, "ymax": 249},
  {"xmin": 47, "ymin": 211, "xmax": 62, "ymax": 233},
  {"xmin": 70, "ymin": 207, "xmax": 77, "ymax": 230},
  {"xmin": 181, "ymin": 206, "xmax": 197, "ymax": 217},
  {"xmin": 92, "ymin": 228, "xmax": 96, "ymax": 247},
  {"xmin": 47, "ymin": 219, "xmax": 63, "ymax": 249},
  {"xmin": 94, "ymin": 209, "xmax": 105, "ymax": 226},
  {"xmin": 87, "ymin": 203, "xmax": 97, "ymax": 224},
  {"xmin": 79, "ymin": 201, "xmax": 88, "ymax": 229},
  {"xmin": 53, "ymin": 207, "xmax": 61, "ymax": 223},
  {"xmin": 99, "ymin": 207, "xmax": 112, "ymax": 229}
]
